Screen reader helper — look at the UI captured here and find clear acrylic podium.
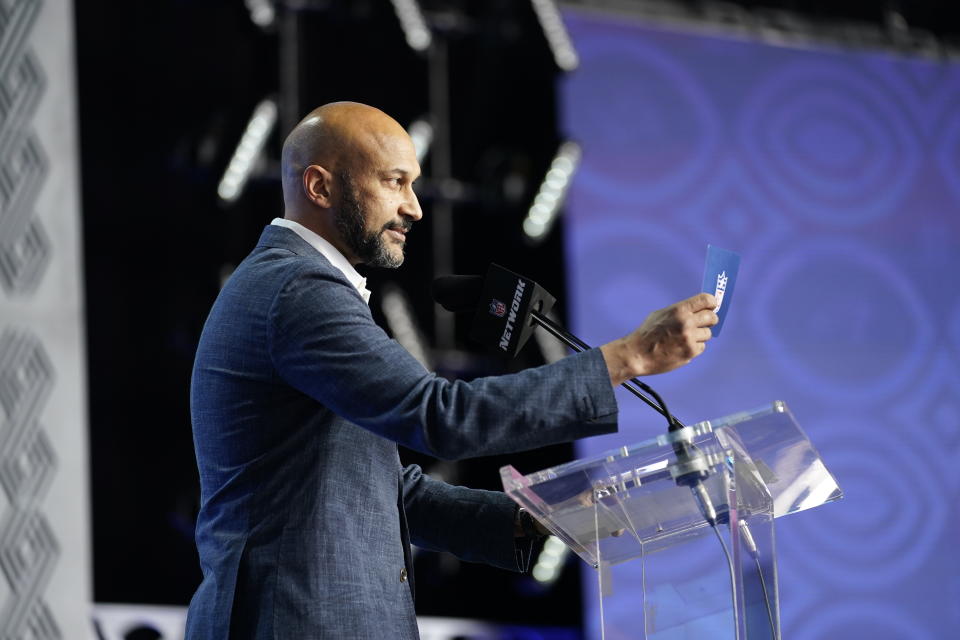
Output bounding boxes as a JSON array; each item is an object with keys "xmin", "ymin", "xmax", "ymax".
[{"xmin": 500, "ymin": 401, "xmax": 842, "ymax": 639}]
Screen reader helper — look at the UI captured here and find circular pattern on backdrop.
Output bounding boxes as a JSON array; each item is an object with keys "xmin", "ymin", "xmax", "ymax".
[
  {"xmin": 789, "ymin": 600, "xmax": 929, "ymax": 640},
  {"xmin": 568, "ymin": 218, "xmax": 699, "ymax": 342},
  {"xmin": 776, "ymin": 412, "xmax": 947, "ymax": 590},
  {"xmin": 739, "ymin": 60, "xmax": 920, "ymax": 227},
  {"xmin": 889, "ymin": 353, "xmax": 960, "ymax": 490},
  {"xmin": 562, "ymin": 35, "xmax": 721, "ymax": 206},
  {"xmin": 680, "ymin": 161, "xmax": 793, "ymax": 248},
  {"xmin": 938, "ymin": 106, "xmax": 960, "ymax": 205},
  {"xmin": 750, "ymin": 238, "xmax": 932, "ymax": 403}
]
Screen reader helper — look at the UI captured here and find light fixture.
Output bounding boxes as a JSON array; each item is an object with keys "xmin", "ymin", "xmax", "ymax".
[
  {"xmin": 531, "ymin": 534, "xmax": 570, "ymax": 584},
  {"xmin": 522, "ymin": 141, "xmax": 581, "ymax": 243},
  {"xmin": 530, "ymin": 0, "xmax": 579, "ymax": 70},
  {"xmin": 245, "ymin": 0, "xmax": 275, "ymax": 28},
  {"xmin": 407, "ymin": 118, "xmax": 433, "ymax": 164},
  {"xmin": 217, "ymin": 98, "xmax": 277, "ymax": 204},
  {"xmin": 390, "ymin": 0, "xmax": 432, "ymax": 52}
]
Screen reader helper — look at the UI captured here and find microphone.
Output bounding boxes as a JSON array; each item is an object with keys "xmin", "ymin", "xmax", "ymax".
[
  {"xmin": 434, "ymin": 264, "xmax": 557, "ymax": 358},
  {"xmin": 469, "ymin": 264, "xmax": 557, "ymax": 358}
]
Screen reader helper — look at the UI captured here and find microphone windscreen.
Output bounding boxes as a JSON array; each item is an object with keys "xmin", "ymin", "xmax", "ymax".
[
  {"xmin": 469, "ymin": 264, "xmax": 556, "ymax": 357},
  {"xmin": 431, "ymin": 275, "xmax": 484, "ymax": 313}
]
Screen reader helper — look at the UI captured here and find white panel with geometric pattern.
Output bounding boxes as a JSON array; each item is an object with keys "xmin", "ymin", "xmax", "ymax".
[{"xmin": 1, "ymin": 0, "xmax": 92, "ymax": 638}]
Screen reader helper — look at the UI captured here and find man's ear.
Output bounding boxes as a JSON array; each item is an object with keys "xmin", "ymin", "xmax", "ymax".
[{"xmin": 303, "ymin": 164, "xmax": 334, "ymax": 208}]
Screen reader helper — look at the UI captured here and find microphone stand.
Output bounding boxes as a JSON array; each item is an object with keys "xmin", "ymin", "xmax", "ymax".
[{"xmin": 532, "ymin": 308, "xmax": 778, "ymax": 637}]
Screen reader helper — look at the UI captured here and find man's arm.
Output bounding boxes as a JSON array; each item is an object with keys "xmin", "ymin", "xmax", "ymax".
[
  {"xmin": 601, "ymin": 292, "xmax": 718, "ymax": 386},
  {"xmin": 269, "ymin": 266, "xmax": 619, "ymax": 460},
  {"xmin": 269, "ymin": 265, "xmax": 716, "ymax": 461},
  {"xmin": 401, "ymin": 464, "xmax": 524, "ymax": 572}
]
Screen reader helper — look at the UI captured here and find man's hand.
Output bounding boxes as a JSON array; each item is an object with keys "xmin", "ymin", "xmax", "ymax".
[{"xmin": 600, "ymin": 293, "xmax": 719, "ymax": 386}]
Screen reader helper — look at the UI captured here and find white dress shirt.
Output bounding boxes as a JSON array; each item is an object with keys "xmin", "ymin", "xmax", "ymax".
[{"xmin": 270, "ymin": 217, "xmax": 371, "ymax": 304}]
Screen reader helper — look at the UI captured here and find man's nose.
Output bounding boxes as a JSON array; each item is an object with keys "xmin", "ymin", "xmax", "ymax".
[{"xmin": 400, "ymin": 189, "xmax": 423, "ymax": 222}]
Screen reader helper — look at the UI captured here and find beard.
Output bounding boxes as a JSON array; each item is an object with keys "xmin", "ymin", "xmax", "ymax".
[{"xmin": 333, "ymin": 173, "xmax": 410, "ymax": 269}]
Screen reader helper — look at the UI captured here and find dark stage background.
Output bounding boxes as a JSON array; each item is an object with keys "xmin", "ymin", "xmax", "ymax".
[{"xmin": 77, "ymin": 0, "xmax": 583, "ymax": 629}]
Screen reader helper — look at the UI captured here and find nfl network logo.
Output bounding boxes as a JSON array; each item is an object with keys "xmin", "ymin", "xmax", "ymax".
[
  {"xmin": 714, "ymin": 270, "xmax": 728, "ymax": 311},
  {"xmin": 489, "ymin": 299, "xmax": 507, "ymax": 317}
]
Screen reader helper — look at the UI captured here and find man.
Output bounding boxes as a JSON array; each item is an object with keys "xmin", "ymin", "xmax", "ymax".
[{"xmin": 186, "ymin": 102, "xmax": 717, "ymax": 638}]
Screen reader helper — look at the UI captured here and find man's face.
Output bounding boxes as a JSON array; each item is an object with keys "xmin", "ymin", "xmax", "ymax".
[{"xmin": 333, "ymin": 134, "xmax": 422, "ymax": 268}]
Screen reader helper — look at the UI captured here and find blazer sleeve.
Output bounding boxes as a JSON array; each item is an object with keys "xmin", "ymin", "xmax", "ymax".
[
  {"xmin": 267, "ymin": 264, "xmax": 618, "ymax": 460},
  {"xmin": 401, "ymin": 464, "xmax": 524, "ymax": 572}
]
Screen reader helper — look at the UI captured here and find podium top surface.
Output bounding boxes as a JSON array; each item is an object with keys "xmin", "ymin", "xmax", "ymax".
[{"xmin": 502, "ymin": 401, "xmax": 842, "ymax": 522}]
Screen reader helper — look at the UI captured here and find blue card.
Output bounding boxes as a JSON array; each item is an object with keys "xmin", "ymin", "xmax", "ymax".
[{"xmin": 701, "ymin": 245, "xmax": 740, "ymax": 336}]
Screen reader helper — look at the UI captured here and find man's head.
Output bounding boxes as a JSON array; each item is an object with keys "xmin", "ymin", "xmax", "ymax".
[{"xmin": 281, "ymin": 102, "xmax": 422, "ymax": 267}]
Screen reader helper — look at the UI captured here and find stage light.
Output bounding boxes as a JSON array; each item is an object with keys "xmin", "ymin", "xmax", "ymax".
[
  {"xmin": 381, "ymin": 283, "xmax": 431, "ymax": 369},
  {"xmin": 217, "ymin": 98, "xmax": 277, "ymax": 204},
  {"xmin": 531, "ymin": 534, "xmax": 570, "ymax": 584},
  {"xmin": 522, "ymin": 141, "xmax": 580, "ymax": 243},
  {"xmin": 390, "ymin": 0, "xmax": 432, "ymax": 52},
  {"xmin": 245, "ymin": 0, "xmax": 275, "ymax": 28},
  {"xmin": 407, "ymin": 118, "xmax": 433, "ymax": 163},
  {"xmin": 530, "ymin": 0, "xmax": 579, "ymax": 70}
]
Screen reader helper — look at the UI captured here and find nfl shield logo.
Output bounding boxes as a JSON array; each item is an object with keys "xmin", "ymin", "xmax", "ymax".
[{"xmin": 489, "ymin": 299, "xmax": 506, "ymax": 317}]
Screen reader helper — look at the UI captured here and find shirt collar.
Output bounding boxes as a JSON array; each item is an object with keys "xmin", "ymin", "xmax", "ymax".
[{"xmin": 270, "ymin": 218, "xmax": 371, "ymax": 304}]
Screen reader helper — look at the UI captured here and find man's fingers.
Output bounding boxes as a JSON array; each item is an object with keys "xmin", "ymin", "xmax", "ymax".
[
  {"xmin": 692, "ymin": 308, "xmax": 719, "ymax": 328},
  {"xmin": 683, "ymin": 292, "xmax": 718, "ymax": 313},
  {"xmin": 618, "ymin": 293, "xmax": 720, "ymax": 379},
  {"xmin": 692, "ymin": 327, "xmax": 713, "ymax": 343}
]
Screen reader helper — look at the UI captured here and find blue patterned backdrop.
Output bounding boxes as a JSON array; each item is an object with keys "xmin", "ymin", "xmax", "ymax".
[{"xmin": 561, "ymin": 10, "xmax": 960, "ymax": 639}]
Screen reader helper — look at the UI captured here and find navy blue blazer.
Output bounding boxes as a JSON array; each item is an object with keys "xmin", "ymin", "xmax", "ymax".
[{"xmin": 185, "ymin": 225, "xmax": 618, "ymax": 639}]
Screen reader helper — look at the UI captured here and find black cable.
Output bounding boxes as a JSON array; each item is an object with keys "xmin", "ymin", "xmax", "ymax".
[
  {"xmin": 711, "ymin": 522, "xmax": 741, "ymax": 634},
  {"xmin": 724, "ymin": 517, "xmax": 780, "ymax": 638},
  {"xmin": 756, "ymin": 554, "xmax": 779, "ymax": 638},
  {"xmin": 746, "ymin": 539, "xmax": 780, "ymax": 639}
]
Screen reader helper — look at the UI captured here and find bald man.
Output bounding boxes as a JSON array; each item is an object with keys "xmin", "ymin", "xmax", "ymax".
[{"xmin": 186, "ymin": 102, "xmax": 717, "ymax": 639}]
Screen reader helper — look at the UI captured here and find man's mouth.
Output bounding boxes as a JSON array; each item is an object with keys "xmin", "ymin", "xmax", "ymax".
[{"xmin": 384, "ymin": 221, "xmax": 413, "ymax": 243}]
